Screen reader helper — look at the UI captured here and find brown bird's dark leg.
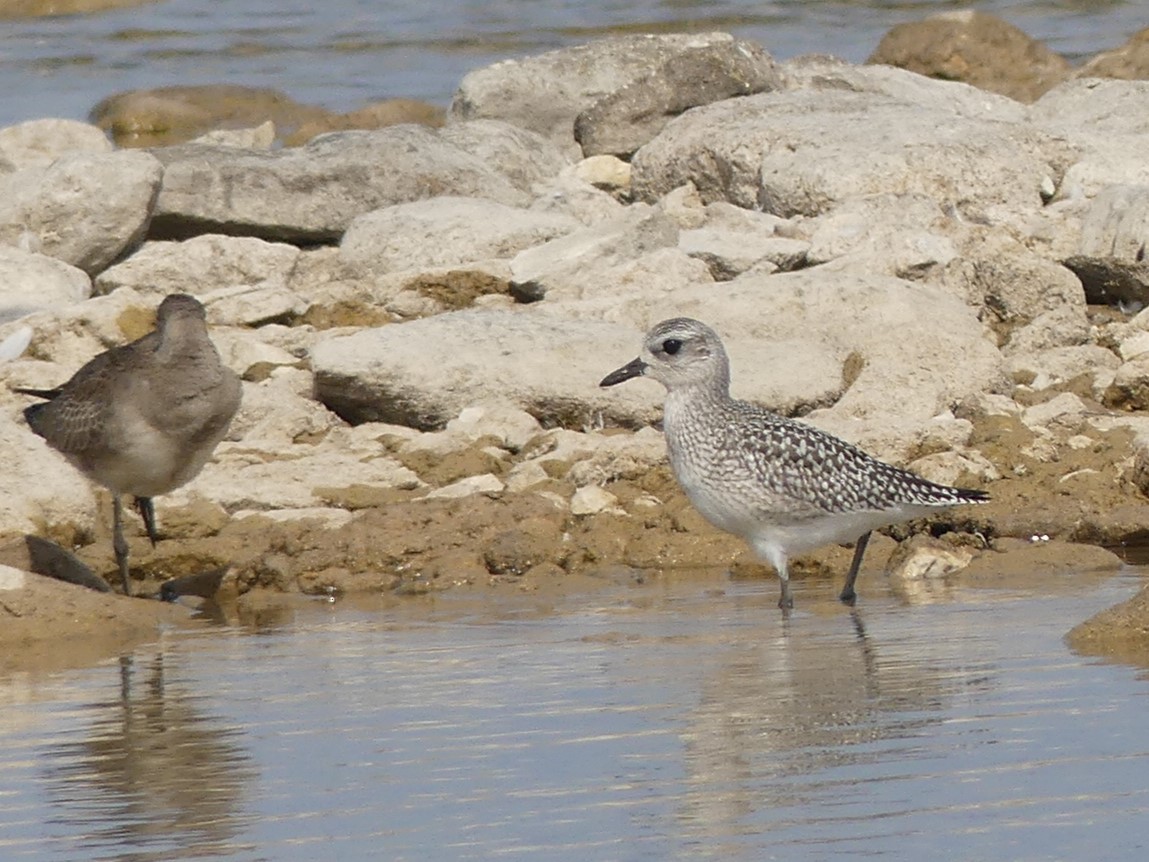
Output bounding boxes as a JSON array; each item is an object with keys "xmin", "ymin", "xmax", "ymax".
[
  {"xmin": 112, "ymin": 495, "xmax": 132, "ymax": 596},
  {"xmin": 838, "ymin": 531, "xmax": 871, "ymax": 605},
  {"xmin": 135, "ymin": 496, "xmax": 158, "ymax": 546}
]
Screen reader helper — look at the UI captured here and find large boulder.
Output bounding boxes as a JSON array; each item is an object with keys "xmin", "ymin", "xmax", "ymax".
[
  {"xmin": 867, "ymin": 10, "xmax": 1070, "ymax": 102},
  {"xmin": 437, "ymin": 120, "xmax": 572, "ymax": 193},
  {"xmin": 678, "ymin": 202, "xmax": 807, "ymax": 280},
  {"xmin": 147, "ymin": 122, "xmax": 569, "ymax": 243},
  {"xmin": 581, "ymin": 268, "xmax": 1006, "ymax": 427},
  {"xmin": 631, "ymin": 87, "xmax": 1067, "ymax": 229},
  {"xmin": 1074, "ymin": 26, "xmax": 1149, "ymax": 81},
  {"xmin": 1063, "ymin": 185, "xmax": 1149, "ymax": 308},
  {"xmin": 1030, "ymin": 79, "xmax": 1149, "ymax": 200},
  {"xmin": 310, "ymin": 311, "xmax": 650, "ymax": 430},
  {"xmin": 573, "ymin": 38, "xmax": 781, "ymax": 157},
  {"xmin": 0, "ymin": 150, "xmax": 162, "ymax": 274},
  {"xmin": 95, "ymin": 234, "xmax": 302, "ymax": 299},
  {"xmin": 937, "ymin": 231, "xmax": 1089, "ymax": 353},
  {"xmin": 310, "ymin": 267, "xmax": 1002, "ymax": 437},
  {"xmin": 450, "ymin": 32, "xmax": 777, "ymax": 154},
  {"xmin": 0, "ymin": 119, "xmax": 112, "ymax": 171},
  {"xmin": 0, "ymin": 247, "xmax": 91, "ymax": 325},
  {"xmin": 778, "ymin": 55, "xmax": 1029, "ymax": 122},
  {"xmin": 94, "ymin": 234, "xmax": 309, "ymax": 326},
  {"xmin": 803, "ymin": 193, "xmax": 959, "ymax": 278}
]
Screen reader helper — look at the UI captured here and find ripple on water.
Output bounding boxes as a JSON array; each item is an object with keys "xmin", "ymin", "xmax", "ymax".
[
  {"xmin": 0, "ymin": 0, "xmax": 1147, "ymax": 128},
  {"xmin": 0, "ymin": 570, "xmax": 1147, "ymax": 860}
]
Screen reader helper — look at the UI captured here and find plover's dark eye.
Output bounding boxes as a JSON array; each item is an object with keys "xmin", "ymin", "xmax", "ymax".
[{"xmin": 662, "ymin": 338, "xmax": 682, "ymax": 355}]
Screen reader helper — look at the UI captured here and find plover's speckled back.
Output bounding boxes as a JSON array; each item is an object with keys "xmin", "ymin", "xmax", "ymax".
[
  {"xmin": 16, "ymin": 294, "xmax": 241, "ymax": 596},
  {"xmin": 600, "ymin": 317, "xmax": 988, "ymax": 610}
]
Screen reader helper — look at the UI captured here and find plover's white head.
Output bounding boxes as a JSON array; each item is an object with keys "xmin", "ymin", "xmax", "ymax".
[{"xmin": 600, "ymin": 317, "xmax": 730, "ymax": 393}]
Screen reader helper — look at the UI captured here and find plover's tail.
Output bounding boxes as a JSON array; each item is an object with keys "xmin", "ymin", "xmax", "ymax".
[
  {"xmin": 949, "ymin": 486, "xmax": 990, "ymax": 504},
  {"xmin": 885, "ymin": 467, "xmax": 991, "ymax": 509}
]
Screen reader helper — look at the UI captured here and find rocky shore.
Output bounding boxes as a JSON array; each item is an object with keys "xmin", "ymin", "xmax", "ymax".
[{"xmin": 3, "ymin": 12, "xmax": 1149, "ymax": 659}]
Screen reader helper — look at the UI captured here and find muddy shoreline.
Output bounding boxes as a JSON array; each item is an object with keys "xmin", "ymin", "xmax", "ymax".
[
  {"xmin": 0, "ymin": 496, "xmax": 1139, "ymax": 673},
  {"xmin": 4, "ymin": 390, "xmax": 1149, "ymax": 669}
]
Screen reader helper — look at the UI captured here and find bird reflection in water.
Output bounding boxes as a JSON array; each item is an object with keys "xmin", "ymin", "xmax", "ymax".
[
  {"xmin": 41, "ymin": 649, "xmax": 256, "ymax": 860},
  {"xmin": 674, "ymin": 603, "xmax": 962, "ymax": 843}
]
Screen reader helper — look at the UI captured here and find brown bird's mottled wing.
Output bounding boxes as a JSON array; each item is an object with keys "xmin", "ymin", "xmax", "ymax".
[{"xmin": 20, "ymin": 343, "xmax": 144, "ymax": 455}]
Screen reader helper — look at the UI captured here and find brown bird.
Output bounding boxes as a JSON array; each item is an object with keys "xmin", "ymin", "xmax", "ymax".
[{"xmin": 17, "ymin": 294, "xmax": 241, "ymax": 595}]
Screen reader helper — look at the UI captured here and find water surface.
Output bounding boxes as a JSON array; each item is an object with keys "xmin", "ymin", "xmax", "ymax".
[
  {"xmin": 0, "ymin": 0, "xmax": 1145, "ymax": 129},
  {"xmin": 1, "ymin": 568, "xmax": 1147, "ymax": 860}
]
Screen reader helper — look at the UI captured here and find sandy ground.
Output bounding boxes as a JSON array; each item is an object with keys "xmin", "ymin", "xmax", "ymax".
[{"xmin": 0, "ymin": 573, "xmax": 190, "ymax": 675}]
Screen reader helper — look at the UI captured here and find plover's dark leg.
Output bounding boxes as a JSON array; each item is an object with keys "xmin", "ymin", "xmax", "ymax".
[
  {"xmin": 839, "ymin": 531, "xmax": 871, "ymax": 605},
  {"xmin": 778, "ymin": 566, "xmax": 794, "ymax": 611}
]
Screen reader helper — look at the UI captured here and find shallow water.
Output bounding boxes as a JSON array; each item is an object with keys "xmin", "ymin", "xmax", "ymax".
[
  {"xmin": 1, "ymin": 568, "xmax": 1148, "ymax": 861},
  {"xmin": 0, "ymin": 0, "xmax": 1145, "ymax": 130}
]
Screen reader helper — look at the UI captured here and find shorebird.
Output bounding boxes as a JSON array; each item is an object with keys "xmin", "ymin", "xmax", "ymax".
[
  {"xmin": 17, "ymin": 294, "xmax": 241, "ymax": 596},
  {"xmin": 600, "ymin": 317, "xmax": 988, "ymax": 610}
]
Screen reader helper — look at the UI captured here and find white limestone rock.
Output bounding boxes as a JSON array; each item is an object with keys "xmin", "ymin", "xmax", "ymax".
[
  {"xmin": 1006, "ymin": 345, "xmax": 1119, "ymax": 400},
  {"xmin": 95, "ymin": 234, "xmax": 302, "ymax": 298},
  {"xmin": 1020, "ymin": 392, "xmax": 1090, "ymax": 431},
  {"xmin": 340, "ymin": 197, "xmax": 579, "ymax": 272},
  {"xmin": 224, "ymin": 368, "xmax": 341, "ymax": 448},
  {"xmin": 779, "ymin": 56, "xmax": 1030, "ymax": 124},
  {"xmin": 0, "ymin": 119, "xmax": 113, "ymax": 171},
  {"xmin": 528, "ymin": 168, "xmax": 626, "ymax": 226},
  {"xmin": 570, "ymin": 485, "xmax": 624, "ymax": 516},
  {"xmin": 451, "ymin": 32, "xmax": 769, "ymax": 153},
  {"xmin": 565, "ymin": 427, "xmax": 668, "ymax": 486},
  {"xmin": 201, "ymin": 285, "xmax": 309, "ymax": 327},
  {"xmin": 1031, "ymin": 79, "xmax": 1149, "ymax": 200},
  {"xmin": 211, "ymin": 330, "xmax": 300, "ymax": 378},
  {"xmin": 0, "ymin": 409, "xmax": 98, "ymax": 537},
  {"xmin": 445, "ymin": 404, "xmax": 544, "ymax": 452},
  {"xmin": 632, "ymin": 87, "xmax": 1069, "ymax": 231},
  {"xmin": 190, "ymin": 121, "xmax": 276, "ymax": 149},
  {"xmin": 148, "ymin": 122, "xmax": 565, "ymax": 242},
  {"xmin": 509, "ymin": 204, "xmax": 693, "ymax": 301},
  {"xmin": 426, "ymin": 474, "xmax": 505, "ymax": 499},
  {"xmin": 806, "ymin": 194, "xmax": 959, "ymax": 277},
  {"xmin": 311, "ymin": 310, "xmax": 650, "ymax": 431},
  {"xmin": 0, "ymin": 564, "xmax": 27, "ymax": 591},
  {"xmin": 168, "ymin": 447, "xmax": 422, "ymax": 511},
  {"xmin": 0, "ymin": 247, "xmax": 91, "ymax": 325},
  {"xmin": 0, "ymin": 150, "xmax": 162, "ymax": 274},
  {"xmin": 888, "ymin": 536, "xmax": 976, "ymax": 582}
]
